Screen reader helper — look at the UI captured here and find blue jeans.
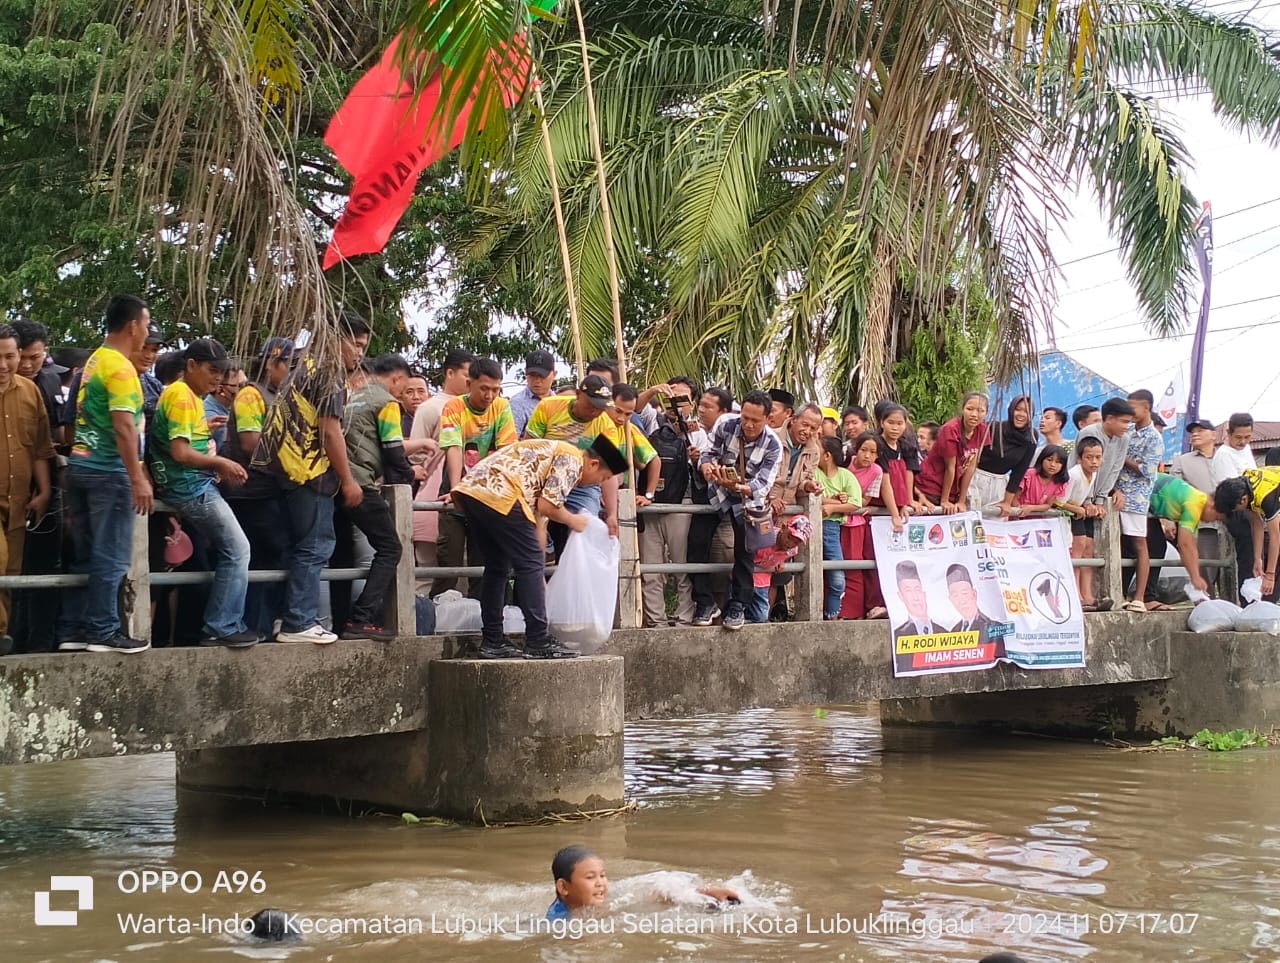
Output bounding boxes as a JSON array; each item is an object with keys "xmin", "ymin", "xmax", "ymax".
[
  {"xmin": 280, "ymin": 484, "xmax": 336, "ymax": 633},
  {"xmin": 822, "ymin": 520, "xmax": 845, "ymax": 619},
  {"xmin": 748, "ymin": 587, "xmax": 770, "ymax": 623},
  {"xmin": 173, "ymin": 487, "xmax": 251, "ymax": 638},
  {"xmin": 58, "ymin": 465, "xmax": 135, "ymax": 642}
]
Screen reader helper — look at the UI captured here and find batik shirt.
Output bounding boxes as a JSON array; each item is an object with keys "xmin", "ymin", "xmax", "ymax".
[
  {"xmin": 1116, "ymin": 423, "xmax": 1161, "ymax": 515},
  {"xmin": 149, "ymin": 380, "xmax": 215, "ymax": 502},
  {"xmin": 70, "ymin": 345, "xmax": 142, "ymax": 473},
  {"xmin": 454, "ymin": 440, "xmax": 583, "ymax": 523}
]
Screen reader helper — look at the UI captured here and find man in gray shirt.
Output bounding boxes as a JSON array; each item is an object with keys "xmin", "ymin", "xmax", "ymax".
[
  {"xmin": 1171, "ymin": 418, "xmax": 1222, "ymax": 592},
  {"xmin": 1069, "ymin": 397, "xmax": 1135, "ymax": 507}
]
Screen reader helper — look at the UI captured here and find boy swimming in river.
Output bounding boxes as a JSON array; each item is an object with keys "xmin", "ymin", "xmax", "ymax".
[{"xmin": 546, "ymin": 845, "xmax": 740, "ymax": 920}]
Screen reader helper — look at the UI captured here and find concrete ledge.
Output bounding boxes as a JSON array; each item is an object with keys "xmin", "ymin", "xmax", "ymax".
[
  {"xmin": 601, "ymin": 611, "xmax": 1177, "ymax": 719},
  {"xmin": 880, "ymin": 629, "xmax": 1280, "ymax": 739},
  {"xmin": 0, "ymin": 637, "xmax": 449, "ymax": 765},
  {"xmin": 0, "ymin": 613, "xmax": 1177, "ymax": 765}
]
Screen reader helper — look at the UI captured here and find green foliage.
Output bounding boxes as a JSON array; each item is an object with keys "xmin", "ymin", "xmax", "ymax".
[
  {"xmin": 1190, "ymin": 728, "xmax": 1267, "ymax": 751},
  {"xmin": 1150, "ymin": 728, "xmax": 1268, "ymax": 751}
]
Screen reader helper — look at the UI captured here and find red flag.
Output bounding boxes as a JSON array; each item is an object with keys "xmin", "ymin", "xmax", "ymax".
[{"xmin": 322, "ymin": 36, "xmax": 528, "ymax": 270}]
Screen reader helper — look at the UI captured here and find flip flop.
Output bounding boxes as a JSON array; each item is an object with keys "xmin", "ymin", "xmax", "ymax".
[
  {"xmin": 1096, "ymin": 598, "xmax": 1115, "ymax": 611},
  {"xmin": 1082, "ymin": 602, "xmax": 1099, "ymax": 612},
  {"xmin": 1145, "ymin": 601, "xmax": 1175, "ymax": 612},
  {"xmin": 1121, "ymin": 600, "xmax": 1146, "ymax": 614}
]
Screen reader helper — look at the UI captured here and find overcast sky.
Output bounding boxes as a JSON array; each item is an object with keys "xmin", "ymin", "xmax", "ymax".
[{"xmin": 1046, "ymin": 1, "xmax": 1280, "ymax": 422}]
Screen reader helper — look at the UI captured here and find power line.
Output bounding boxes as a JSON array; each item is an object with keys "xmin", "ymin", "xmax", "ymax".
[{"xmin": 1061, "ymin": 313, "xmax": 1280, "ymax": 352}]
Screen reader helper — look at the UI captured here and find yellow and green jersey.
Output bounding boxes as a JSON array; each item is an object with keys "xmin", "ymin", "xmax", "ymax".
[
  {"xmin": 70, "ymin": 345, "xmax": 142, "ymax": 473},
  {"xmin": 149, "ymin": 380, "xmax": 215, "ymax": 501}
]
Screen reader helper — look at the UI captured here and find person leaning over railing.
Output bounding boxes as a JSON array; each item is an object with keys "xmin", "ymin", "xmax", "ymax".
[
  {"xmin": 1214, "ymin": 466, "xmax": 1280, "ymax": 601},
  {"xmin": 448, "ymin": 437, "xmax": 627, "ymax": 660},
  {"xmin": 697, "ymin": 390, "xmax": 783, "ymax": 631}
]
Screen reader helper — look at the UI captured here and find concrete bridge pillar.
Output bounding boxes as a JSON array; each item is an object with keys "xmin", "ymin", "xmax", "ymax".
[{"xmin": 175, "ymin": 655, "xmax": 625, "ymax": 822}]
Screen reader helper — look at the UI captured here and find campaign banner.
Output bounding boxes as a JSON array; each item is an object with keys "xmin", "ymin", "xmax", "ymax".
[{"xmin": 871, "ymin": 513, "xmax": 1085, "ymax": 677}]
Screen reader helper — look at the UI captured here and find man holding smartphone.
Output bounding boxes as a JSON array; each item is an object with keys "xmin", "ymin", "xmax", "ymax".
[{"xmin": 697, "ymin": 390, "xmax": 782, "ymax": 630}]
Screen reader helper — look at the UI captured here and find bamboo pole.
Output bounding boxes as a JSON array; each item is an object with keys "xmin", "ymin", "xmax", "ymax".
[
  {"xmin": 533, "ymin": 83, "xmax": 585, "ymax": 380},
  {"xmin": 570, "ymin": 0, "xmax": 627, "ymax": 382}
]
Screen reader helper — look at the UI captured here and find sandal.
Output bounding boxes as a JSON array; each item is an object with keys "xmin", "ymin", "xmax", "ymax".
[
  {"xmin": 1096, "ymin": 598, "xmax": 1115, "ymax": 611},
  {"xmin": 1082, "ymin": 602, "xmax": 1099, "ymax": 612},
  {"xmin": 1121, "ymin": 600, "xmax": 1146, "ymax": 614},
  {"xmin": 1145, "ymin": 601, "xmax": 1174, "ymax": 612}
]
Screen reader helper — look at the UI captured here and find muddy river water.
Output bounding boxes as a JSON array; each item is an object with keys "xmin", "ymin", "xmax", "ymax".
[{"xmin": 2, "ymin": 705, "xmax": 1277, "ymax": 961}]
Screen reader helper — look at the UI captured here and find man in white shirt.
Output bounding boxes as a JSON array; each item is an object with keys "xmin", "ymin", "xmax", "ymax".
[
  {"xmin": 1210, "ymin": 412, "xmax": 1257, "ymax": 596},
  {"xmin": 409, "ymin": 348, "xmax": 473, "ymax": 590},
  {"xmin": 1211, "ymin": 412, "xmax": 1257, "ymax": 484}
]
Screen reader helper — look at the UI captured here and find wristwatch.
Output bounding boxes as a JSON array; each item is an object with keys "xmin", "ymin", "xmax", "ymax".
[{"xmin": 644, "ymin": 491, "xmax": 656, "ymax": 501}]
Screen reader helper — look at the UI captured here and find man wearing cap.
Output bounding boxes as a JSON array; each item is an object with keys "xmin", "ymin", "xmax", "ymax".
[
  {"xmin": 510, "ymin": 350, "xmax": 556, "ymax": 437},
  {"xmin": 148, "ymin": 338, "xmax": 258, "ymax": 647},
  {"xmin": 58, "ymin": 294, "xmax": 154, "ymax": 654},
  {"xmin": 450, "ymin": 436, "xmax": 627, "ymax": 659},
  {"xmin": 944, "ymin": 564, "xmax": 1002, "ymax": 655},
  {"xmin": 252, "ymin": 312, "xmax": 369, "ymax": 645},
  {"xmin": 1170, "ymin": 418, "xmax": 1222, "ymax": 593},
  {"xmin": 524, "ymin": 374, "xmax": 622, "ymax": 558},
  {"xmin": 220, "ymin": 336, "xmax": 294, "ymax": 639},
  {"xmin": 137, "ymin": 322, "xmax": 167, "ymax": 424},
  {"xmin": 767, "ymin": 388, "xmax": 794, "ymax": 433}
]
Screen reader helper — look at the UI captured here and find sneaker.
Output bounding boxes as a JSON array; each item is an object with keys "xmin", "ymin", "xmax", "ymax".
[
  {"xmin": 342, "ymin": 623, "xmax": 396, "ymax": 642},
  {"xmin": 57, "ymin": 640, "xmax": 88, "ymax": 652},
  {"xmin": 691, "ymin": 604, "xmax": 721, "ymax": 627},
  {"xmin": 477, "ymin": 640, "xmax": 523, "ymax": 660},
  {"xmin": 199, "ymin": 630, "xmax": 261, "ymax": 649},
  {"xmin": 86, "ymin": 633, "xmax": 151, "ymax": 654},
  {"xmin": 523, "ymin": 638, "xmax": 580, "ymax": 660},
  {"xmin": 276, "ymin": 625, "xmax": 338, "ymax": 645},
  {"xmin": 0, "ymin": 634, "xmax": 11, "ymax": 656},
  {"xmin": 721, "ymin": 604, "xmax": 745, "ymax": 631}
]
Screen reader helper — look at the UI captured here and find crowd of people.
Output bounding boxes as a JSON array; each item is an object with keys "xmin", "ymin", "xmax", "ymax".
[{"xmin": 2, "ymin": 293, "xmax": 1277, "ymax": 657}]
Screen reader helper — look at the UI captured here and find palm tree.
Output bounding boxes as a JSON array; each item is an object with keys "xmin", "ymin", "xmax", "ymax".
[
  {"xmin": 435, "ymin": 0, "xmax": 1280, "ymax": 400},
  {"xmin": 80, "ymin": 0, "xmax": 1280, "ymax": 396}
]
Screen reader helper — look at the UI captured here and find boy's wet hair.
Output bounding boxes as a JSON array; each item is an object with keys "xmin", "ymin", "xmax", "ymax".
[
  {"xmin": 552, "ymin": 844, "xmax": 596, "ymax": 883},
  {"xmin": 250, "ymin": 908, "xmax": 301, "ymax": 942}
]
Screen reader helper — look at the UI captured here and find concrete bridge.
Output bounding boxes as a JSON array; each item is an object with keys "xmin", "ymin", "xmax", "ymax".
[{"xmin": 2, "ymin": 611, "xmax": 1276, "ymax": 821}]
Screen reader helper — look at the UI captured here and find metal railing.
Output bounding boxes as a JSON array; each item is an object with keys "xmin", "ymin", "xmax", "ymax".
[{"xmin": 6, "ymin": 485, "xmax": 1237, "ymax": 642}]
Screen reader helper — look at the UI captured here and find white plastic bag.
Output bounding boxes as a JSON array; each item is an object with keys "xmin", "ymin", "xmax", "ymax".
[
  {"xmin": 502, "ymin": 605, "xmax": 526, "ymax": 636},
  {"xmin": 1241, "ymin": 577, "xmax": 1264, "ymax": 605},
  {"xmin": 1233, "ymin": 600, "xmax": 1280, "ymax": 635},
  {"xmin": 433, "ymin": 590, "xmax": 483, "ymax": 634},
  {"xmin": 1186, "ymin": 598, "xmax": 1242, "ymax": 634},
  {"xmin": 546, "ymin": 515, "xmax": 620, "ymax": 653},
  {"xmin": 1185, "ymin": 583, "xmax": 1210, "ymax": 605}
]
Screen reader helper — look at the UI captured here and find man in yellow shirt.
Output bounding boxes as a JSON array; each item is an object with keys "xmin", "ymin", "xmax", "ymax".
[
  {"xmin": 451, "ymin": 436, "xmax": 626, "ymax": 659},
  {"xmin": 524, "ymin": 374, "xmax": 620, "ymax": 559},
  {"xmin": 57, "ymin": 294, "xmax": 154, "ymax": 654}
]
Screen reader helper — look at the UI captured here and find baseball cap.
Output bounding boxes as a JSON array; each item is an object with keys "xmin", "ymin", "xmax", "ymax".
[
  {"xmin": 1151, "ymin": 412, "xmax": 1167, "ymax": 429},
  {"xmin": 144, "ymin": 324, "xmax": 166, "ymax": 345},
  {"xmin": 185, "ymin": 338, "xmax": 231, "ymax": 368},
  {"xmin": 525, "ymin": 349, "xmax": 555, "ymax": 377},
  {"xmin": 1185, "ymin": 418, "xmax": 1214, "ymax": 432},
  {"xmin": 260, "ymin": 336, "xmax": 297, "ymax": 361},
  {"xmin": 578, "ymin": 374, "xmax": 612, "ymax": 409}
]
